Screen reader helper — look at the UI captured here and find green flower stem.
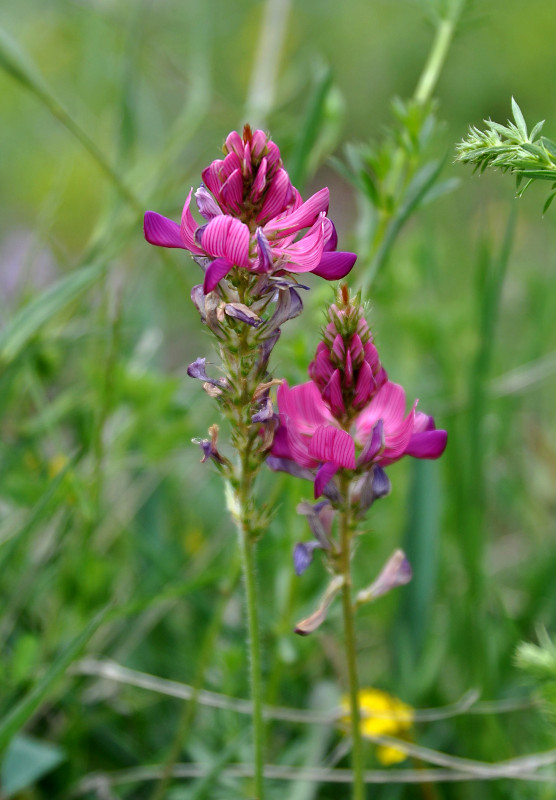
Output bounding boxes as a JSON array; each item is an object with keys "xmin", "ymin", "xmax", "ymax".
[
  {"xmin": 234, "ymin": 452, "xmax": 265, "ymax": 800},
  {"xmin": 338, "ymin": 474, "xmax": 365, "ymax": 800}
]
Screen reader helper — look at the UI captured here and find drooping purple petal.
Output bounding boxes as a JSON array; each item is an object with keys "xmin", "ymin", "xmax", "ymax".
[
  {"xmin": 190, "ymin": 284, "xmax": 206, "ymax": 322},
  {"xmin": 314, "ymin": 461, "xmax": 339, "ymax": 499},
  {"xmin": 293, "ymin": 541, "xmax": 322, "ymax": 576},
  {"xmin": 266, "ymin": 455, "xmax": 314, "ymax": 482},
  {"xmin": 296, "ymin": 500, "xmax": 333, "ymax": 548},
  {"xmin": 256, "ymin": 227, "xmax": 274, "ymax": 272},
  {"xmin": 203, "ymin": 257, "xmax": 234, "ymax": 293},
  {"xmin": 311, "ymin": 251, "xmax": 357, "ymax": 280},
  {"xmin": 144, "ymin": 212, "xmax": 186, "ymax": 249},
  {"xmin": 187, "ymin": 357, "xmax": 225, "ymax": 388},
  {"xmin": 251, "ymin": 396, "xmax": 273, "ymax": 422},
  {"xmin": 371, "ymin": 464, "xmax": 391, "ymax": 499},
  {"xmin": 309, "ymin": 426, "xmax": 356, "ymax": 469},
  {"xmin": 265, "ymin": 287, "xmax": 303, "ymax": 330},
  {"xmin": 294, "ymin": 575, "xmax": 344, "ymax": 635},
  {"xmin": 356, "ymin": 550, "xmax": 412, "ymax": 604},
  {"xmin": 224, "ymin": 302, "xmax": 262, "ymax": 327},
  {"xmin": 357, "ymin": 419, "xmax": 385, "ymax": 466},
  {"xmin": 405, "ymin": 429, "xmax": 448, "ymax": 459}
]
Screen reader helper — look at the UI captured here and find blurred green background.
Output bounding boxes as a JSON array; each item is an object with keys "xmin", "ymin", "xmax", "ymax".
[{"xmin": 2, "ymin": 0, "xmax": 556, "ymax": 797}]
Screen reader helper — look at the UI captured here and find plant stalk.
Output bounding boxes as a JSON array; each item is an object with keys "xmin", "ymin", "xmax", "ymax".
[{"xmin": 339, "ymin": 476, "xmax": 365, "ymax": 800}]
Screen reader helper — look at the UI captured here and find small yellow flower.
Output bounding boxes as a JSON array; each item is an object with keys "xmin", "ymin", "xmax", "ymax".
[{"xmin": 341, "ymin": 688, "xmax": 413, "ymax": 765}]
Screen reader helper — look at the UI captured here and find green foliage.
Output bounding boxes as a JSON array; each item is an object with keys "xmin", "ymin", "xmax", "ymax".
[{"xmin": 456, "ymin": 98, "xmax": 556, "ymax": 209}]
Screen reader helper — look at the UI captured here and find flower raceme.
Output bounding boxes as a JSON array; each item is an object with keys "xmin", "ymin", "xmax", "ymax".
[
  {"xmin": 144, "ymin": 125, "xmax": 357, "ymax": 294},
  {"xmin": 269, "ymin": 288, "xmax": 447, "ymax": 500}
]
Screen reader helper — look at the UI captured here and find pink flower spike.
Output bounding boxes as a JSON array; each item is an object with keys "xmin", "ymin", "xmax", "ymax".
[
  {"xmin": 203, "ymin": 257, "xmax": 234, "ymax": 293},
  {"xmin": 311, "ymin": 251, "xmax": 357, "ymax": 280},
  {"xmin": 314, "ymin": 462, "xmax": 339, "ymax": 499},
  {"xmin": 308, "ymin": 425, "xmax": 356, "ymax": 469},
  {"xmin": 264, "ymin": 187, "xmax": 330, "ymax": 236},
  {"xmin": 405, "ymin": 430, "xmax": 447, "ymax": 459},
  {"xmin": 144, "ymin": 212, "xmax": 186, "ymax": 249}
]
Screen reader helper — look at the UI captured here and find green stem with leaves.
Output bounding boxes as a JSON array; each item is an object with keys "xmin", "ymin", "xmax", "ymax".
[{"xmin": 338, "ymin": 473, "xmax": 365, "ymax": 800}]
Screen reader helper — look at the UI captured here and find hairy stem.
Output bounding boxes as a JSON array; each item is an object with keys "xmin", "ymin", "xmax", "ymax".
[
  {"xmin": 234, "ymin": 454, "xmax": 265, "ymax": 800},
  {"xmin": 339, "ymin": 476, "xmax": 365, "ymax": 800}
]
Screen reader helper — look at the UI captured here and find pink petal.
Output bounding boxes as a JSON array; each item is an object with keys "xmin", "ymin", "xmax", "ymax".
[
  {"xmin": 144, "ymin": 211, "xmax": 186, "ymax": 249},
  {"xmin": 225, "ymin": 130, "xmax": 244, "ymax": 158},
  {"xmin": 405, "ymin": 430, "xmax": 447, "ymax": 459},
  {"xmin": 251, "ymin": 129, "xmax": 267, "ymax": 159},
  {"xmin": 323, "ymin": 219, "xmax": 338, "ymax": 251},
  {"xmin": 202, "ymin": 162, "xmax": 224, "ymax": 198},
  {"xmin": 180, "ymin": 190, "xmax": 205, "ymax": 255},
  {"xmin": 265, "ymin": 141, "xmax": 281, "ymax": 171},
  {"xmin": 322, "ymin": 369, "xmax": 345, "ymax": 417},
  {"xmin": 250, "ymin": 157, "xmax": 267, "ymax": 202},
  {"xmin": 201, "ymin": 216, "xmax": 250, "ymax": 267},
  {"xmin": 353, "ymin": 360, "xmax": 376, "ymax": 410},
  {"xmin": 257, "ymin": 168, "xmax": 291, "ymax": 223},
  {"xmin": 308, "ymin": 425, "xmax": 356, "ymax": 469},
  {"xmin": 221, "ymin": 168, "xmax": 244, "ymax": 212},
  {"xmin": 195, "ymin": 186, "xmax": 222, "ymax": 220},
  {"xmin": 220, "ymin": 151, "xmax": 242, "ymax": 181},
  {"xmin": 311, "ymin": 251, "xmax": 357, "ymax": 280},
  {"xmin": 203, "ymin": 257, "xmax": 234, "ymax": 293},
  {"xmin": 276, "ymin": 219, "xmax": 325, "ymax": 272},
  {"xmin": 314, "ymin": 462, "xmax": 339, "ymax": 499},
  {"xmin": 264, "ymin": 187, "xmax": 330, "ymax": 235},
  {"xmin": 413, "ymin": 412, "xmax": 436, "ymax": 433},
  {"xmin": 276, "ymin": 381, "xmax": 333, "ymax": 434}
]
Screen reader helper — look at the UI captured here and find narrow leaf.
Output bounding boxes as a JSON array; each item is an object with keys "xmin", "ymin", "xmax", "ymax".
[{"xmin": 511, "ymin": 97, "xmax": 528, "ymax": 139}]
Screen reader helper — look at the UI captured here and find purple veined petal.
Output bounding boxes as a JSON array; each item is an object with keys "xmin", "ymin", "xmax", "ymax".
[
  {"xmin": 195, "ymin": 223, "xmax": 208, "ymax": 247},
  {"xmin": 413, "ymin": 412, "xmax": 436, "ymax": 433},
  {"xmin": 309, "ymin": 425, "xmax": 356, "ymax": 469},
  {"xmin": 357, "ymin": 419, "xmax": 385, "ymax": 466},
  {"xmin": 308, "ymin": 346, "xmax": 334, "ymax": 387},
  {"xmin": 187, "ymin": 357, "xmax": 225, "ymax": 387},
  {"xmin": 405, "ymin": 429, "xmax": 448, "ymax": 459},
  {"xmin": 276, "ymin": 381, "xmax": 334, "ymax": 434},
  {"xmin": 323, "ymin": 219, "xmax": 338, "ymax": 252},
  {"xmin": 322, "ymin": 369, "xmax": 345, "ymax": 417},
  {"xmin": 266, "ymin": 455, "xmax": 315, "ymax": 482},
  {"xmin": 220, "ymin": 151, "xmax": 242, "ymax": 181},
  {"xmin": 276, "ymin": 220, "xmax": 326, "ymax": 273},
  {"xmin": 255, "ymin": 227, "xmax": 273, "ymax": 272},
  {"xmin": 251, "ymin": 129, "xmax": 268, "ymax": 159},
  {"xmin": 296, "ymin": 499, "xmax": 333, "ymax": 548},
  {"xmin": 224, "ymin": 302, "xmax": 262, "ymax": 327},
  {"xmin": 265, "ymin": 286, "xmax": 303, "ymax": 330},
  {"xmin": 250, "ymin": 157, "xmax": 267, "ymax": 202},
  {"xmin": 311, "ymin": 251, "xmax": 358, "ymax": 280},
  {"xmin": 225, "ymin": 130, "xmax": 244, "ymax": 158},
  {"xmin": 331, "ymin": 334, "xmax": 345, "ymax": 362},
  {"xmin": 264, "ymin": 187, "xmax": 330, "ymax": 235},
  {"xmin": 314, "ymin": 461, "xmax": 339, "ymax": 499},
  {"xmin": 201, "ymin": 162, "xmax": 224, "ymax": 198},
  {"xmin": 144, "ymin": 211, "xmax": 186, "ymax": 249},
  {"xmin": 257, "ymin": 168, "xmax": 291, "ymax": 223},
  {"xmin": 180, "ymin": 189, "xmax": 206, "ymax": 255},
  {"xmin": 203, "ymin": 257, "xmax": 234, "ymax": 293},
  {"xmin": 195, "ymin": 186, "xmax": 222, "ymax": 220},
  {"xmin": 201, "ymin": 216, "xmax": 250, "ymax": 267},
  {"xmin": 265, "ymin": 140, "xmax": 281, "ymax": 171},
  {"xmin": 221, "ymin": 168, "xmax": 244, "ymax": 212}
]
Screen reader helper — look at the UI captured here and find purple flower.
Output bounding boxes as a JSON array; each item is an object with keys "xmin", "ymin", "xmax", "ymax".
[{"xmin": 144, "ymin": 126, "xmax": 357, "ymax": 293}]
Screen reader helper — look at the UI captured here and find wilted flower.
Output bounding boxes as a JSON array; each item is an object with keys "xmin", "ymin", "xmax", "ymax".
[{"xmin": 144, "ymin": 126, "xmax": 357, "ymax": 293}]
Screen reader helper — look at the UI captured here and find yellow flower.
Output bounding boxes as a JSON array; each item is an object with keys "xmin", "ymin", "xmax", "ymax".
[{"xmin": 341, "ymin": 688, "xmax": 414, "ymax": 765}]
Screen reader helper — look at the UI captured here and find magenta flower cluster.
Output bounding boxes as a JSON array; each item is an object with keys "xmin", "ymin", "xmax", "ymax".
[
  {"xmin": 270, "ymin": 288, "xmax": 447, "ymax": 499},
  {"xmin": 144, "ymin": 125, "xmax": 357, "ymax": 294}
]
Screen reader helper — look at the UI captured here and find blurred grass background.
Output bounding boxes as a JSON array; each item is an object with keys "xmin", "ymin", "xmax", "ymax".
[{"xmin": 1, "ymin": 0, "xmax": 556, "ymax": 797}]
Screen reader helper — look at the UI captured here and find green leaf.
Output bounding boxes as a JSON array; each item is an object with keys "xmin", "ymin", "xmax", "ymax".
[
  {"xmin": 519, "ymin": 169, "xmax": 556, "ymax": 181},
  {"xmin": 0, "ymin": 25, "xmax": 48, "ymax": 95},
  {"xmin": 530, "ymin": 120, "xmax": 545, "ymax": 142},
  {"xmin": 543, "ymin": 192, "xmax": 556, "ymax": 214},
  {"xmin": 0, "ymin": 606, "xmax": 110, "ymax": 752},
  {"xmin": 541, "ymin": 137, "xmax": 556, "ymax": 160},
  {"xmin": 1, "ymin": 735, "xmax": 65, "ymax": 798},
  {"xmin": 512, "ymin": 97, "xmax": 528, "ymax": 139},
  {"xmin": 0, "ymin": 262, "xmax": 104, "ymax": 365},
  {"xmin": 289, "ymin": 68, "xmax": 333, "ymax": 189}
]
